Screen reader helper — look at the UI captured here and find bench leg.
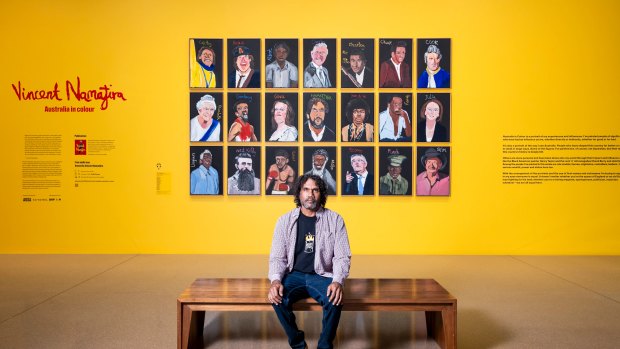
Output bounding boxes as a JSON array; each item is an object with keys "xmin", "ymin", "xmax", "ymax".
[
  {"xmin": 181, "ymin": 306, "xmax": 205, "ymax": 349},
  {"xmin": 425, "ymin": 307, "xmax": 456, "ymax": 349}
]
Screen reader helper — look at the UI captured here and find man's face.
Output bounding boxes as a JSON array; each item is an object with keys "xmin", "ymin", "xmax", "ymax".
[
  {"xmin": 425, "ymin": 157, "xmax": 442, "ymax": 175},
  {"xmin": 273, "ymin": 102, "xmax": 288, "ymax": 125},
  {"xmin": 351, "ymin": 156, "xmax": 367, "ymax": 174},
  {"xmin": 391, "ymin": 46, "xmax": 406, "ymax": 64},
  {"xmin": 352, "ymin": 108, "xmax": 366, "ymax": 126},
  {"xmin": 388, "ymin": 165, "xmax": 401, "ymax": 179},
  {"xmin": 426, "ymin": 53, "xmax": 441, "ymax": 71},
  {"xmin": 236, "ymin": 157, "xmax": 253, "ymax": 171},
  {"xmin": 275, "ymin": 47, "xmax": 288, "ymax": 63},
  {"xmin": 236, "ymin": 55, "xmax": 251, "ymax": 73},
  {"xmin": 350, "ymin": 55, "xmax": 365, "ymax": 74},
  {"xmin": 389, "ymin": 97, "xmax": 403, "ymax": 116},
  {"xmin": 201, "ymin": 154, "xmax": 212, "ymax": 169},
  {"xmin": 308, "ymin": 101, "xmax": 326, "ymax": 128},
  {"xmin": 300, "ymin": 178, "xmax": 320, "ymax": 211},
  {"xmin": 311, "ymin": 46, "xmax": 328, "ymax": 66},
  {"xmin": 235, "ymin": 103, "xmax": 249, "ymax": 120},
  {"xmin": 313, "ymin": 154, "xmax": 327, "ymax": 170},
  {"xmin": 198, "ymin": 104, "xmax": 215, "ymax": 122},
  {"xmin": 424, "ymin": 102, "xmax": 440, "ymax": 121},
  {"xmin": 200, "ymin": 49, "xmax": 214, "ymax": 66},
  {"xmin": 275, "ymin": 155, "xmax": 289, "ymax": 170}
]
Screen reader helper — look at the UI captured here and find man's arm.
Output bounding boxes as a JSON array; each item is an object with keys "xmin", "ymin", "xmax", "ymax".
[
  {"xmin": 331, "ymin": 214, "xmax": 351, "ymax": 285},
  {"xmin": 265, "ymin": 64, "xmax": 273, "ymax": 88},
  {"xmin": 379, "ymin": 61, "xmax": 388, "ymax": 87},
  {"xmin": 304, "ymin": 67, "xmax": 315, "ymax": 88},
  {"xmin": 268, "ymin": 215, "xmax": 289, "ymax": 283},
  {"xmin": 190, "ymin": 171, "xmax": 197, "ymax": 194},
  {"xmin": 286, "ymin": 167, "xmax": 295, "ymax": 187},
  {"xmin": 290, "ymin": 64, "xmax": 299, "ymax": 88},
  {"xmin": 266, "ymin": 164, "xmax": 278, "ymax": 193},
  {"xmin": 402, "ymin": 110, "xmax": 412, "ymax": 138},
  {"xmin": 250, "ymin": 126, "xmax": 258, "ymax": 141},
  {"xmin": 228, "ymin": 123, "xmax": 240, "ymax": 141},
  {"xmin": 324, "ymin": 213, "xmax": 350, "ymax": 306},
  {"xmin": 213, "ymin": 168, "xmax": 219, "ymax": 193}
]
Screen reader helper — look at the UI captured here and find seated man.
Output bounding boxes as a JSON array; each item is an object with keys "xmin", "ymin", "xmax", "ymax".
[{"xmin": 268, "ymin": 174, "xmax": 351, "ymax": 349}]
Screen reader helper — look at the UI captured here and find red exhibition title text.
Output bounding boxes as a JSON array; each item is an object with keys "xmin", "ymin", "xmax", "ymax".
[{"xmin": 11, "ymin": 77, "xmax": 127, "ymax": 110}]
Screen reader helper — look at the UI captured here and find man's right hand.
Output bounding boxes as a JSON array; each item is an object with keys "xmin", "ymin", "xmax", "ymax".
[
  {"xmin": 268, "ymin": 280, "xmax": 284, "ymax": 304},
  {"xmin": 345, "ymin": 171, "xmax": 354, "ymax": 183}
]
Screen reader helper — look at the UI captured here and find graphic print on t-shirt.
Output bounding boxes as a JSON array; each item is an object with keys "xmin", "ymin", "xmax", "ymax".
[{"xmin": 304, "ymin": 233, "xmax": 315, "ymax": 253}]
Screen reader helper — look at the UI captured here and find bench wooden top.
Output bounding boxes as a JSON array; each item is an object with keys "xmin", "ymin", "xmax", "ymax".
[{"xmin": 178, "ymin": 278, "xmax": 456, "ymax": 305}]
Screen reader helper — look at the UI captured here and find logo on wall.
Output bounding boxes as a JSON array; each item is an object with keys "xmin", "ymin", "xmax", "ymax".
[{"xmin": 75, "ymin": 140, "xmax": 87, "ymax": 155}]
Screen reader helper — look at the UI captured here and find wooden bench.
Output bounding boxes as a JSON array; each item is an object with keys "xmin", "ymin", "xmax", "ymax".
[{"xmin": 177, "ymin": 278, "xmax": 457, "ymax": 349}]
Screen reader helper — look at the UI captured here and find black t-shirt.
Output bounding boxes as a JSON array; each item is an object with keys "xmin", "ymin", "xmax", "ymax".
[{"xmin": 293, "ymin": 212, "xmax": 317, "ymax": 273}]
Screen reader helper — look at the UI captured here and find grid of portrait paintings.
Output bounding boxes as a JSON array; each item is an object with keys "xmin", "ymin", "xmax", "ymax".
[{"xmin": 189, "ymin": 38, "xmax": 452, "ymax": 197}]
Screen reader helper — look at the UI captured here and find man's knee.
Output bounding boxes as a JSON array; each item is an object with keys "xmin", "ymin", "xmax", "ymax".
[{"xmin": 323, "ymin": 301, "xmax": 342, "ymax": 312}]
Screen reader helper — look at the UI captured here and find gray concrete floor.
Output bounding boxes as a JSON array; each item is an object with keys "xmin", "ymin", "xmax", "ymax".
[{"xmin": 0, "ymin": 255, "xmax": 618, "ymax": 348}]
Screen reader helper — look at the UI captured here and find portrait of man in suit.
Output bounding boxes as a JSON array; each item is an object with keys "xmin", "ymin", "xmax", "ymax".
[
  {"xmin": 379, "ymin": 40, "xmax": 412, "ymax": 88},
  {"xmin": 304, "ymin": 41, "xmax": 332, "ymax": 88},
  {"xmin": 343, "ymin": 152, "xmax": 374, "ymax": 196},
  {"xmin": 341, "ymin": 48, "xmax": 373, "ymax": 88}
]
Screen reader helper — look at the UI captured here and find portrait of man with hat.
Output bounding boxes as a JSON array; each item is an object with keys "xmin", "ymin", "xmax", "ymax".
[
  {"xmin": 416, "ymin": 147, "xmax": 450, "ymax": 196},
  {"xmin": 379, "ymin": 153, "xmax": 410, "ymax": 195},
  {"xmin": 228, "ymin": 41, "xmax": 261, "ymax": 88}
]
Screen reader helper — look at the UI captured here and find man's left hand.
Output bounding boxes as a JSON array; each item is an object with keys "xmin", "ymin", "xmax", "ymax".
[{"xmin": 326, "ymin": 282, "xmax": 343, "ymax": 306}]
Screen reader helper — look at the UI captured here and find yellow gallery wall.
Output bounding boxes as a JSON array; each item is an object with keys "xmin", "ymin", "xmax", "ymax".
[{"xmin": 1, "ymin": 0, "xmax": 619, "ymax": 254}]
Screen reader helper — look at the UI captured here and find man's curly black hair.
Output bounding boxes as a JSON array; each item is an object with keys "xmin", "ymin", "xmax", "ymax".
[{"xmin": 293, "ymin": 174, "xmax": 328, "ymax": 208}]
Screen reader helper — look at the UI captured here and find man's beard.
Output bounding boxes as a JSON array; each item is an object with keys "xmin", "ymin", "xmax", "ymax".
[
  {"xmin": 302, "ymin": 198, "xmax": 317, "ymax": 211},
  {"xmin": 237, "ymin": 169, "xmax": 256, "ymax": 191},
  {"xmin": 311, "ymin": 166, "xmax": 326, "ymax": 177},
  {"xmin": 309, "ymin": 118, "xmax": 325, "ymax": 129}
]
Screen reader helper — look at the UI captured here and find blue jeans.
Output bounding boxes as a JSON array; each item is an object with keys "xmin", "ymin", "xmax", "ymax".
[{"xmin": 272, "ymin": 271, "xmax": 343, "ymax": 349}]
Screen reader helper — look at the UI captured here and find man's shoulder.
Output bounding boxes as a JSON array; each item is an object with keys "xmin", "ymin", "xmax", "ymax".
[
  {"xmin": 277, "ymin": 207, "xmax": 300, "ymax": 222},
  {"xmin": 303, "ymin": 123, "xmax": 312, "ymax": 135},
  {"xmin": 317, "ymin": 207, "xmax": 343, "ymax": 220},
  {"xmin": 324, "ymin": 126, "xmax": 336, "ymax": 136}
]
